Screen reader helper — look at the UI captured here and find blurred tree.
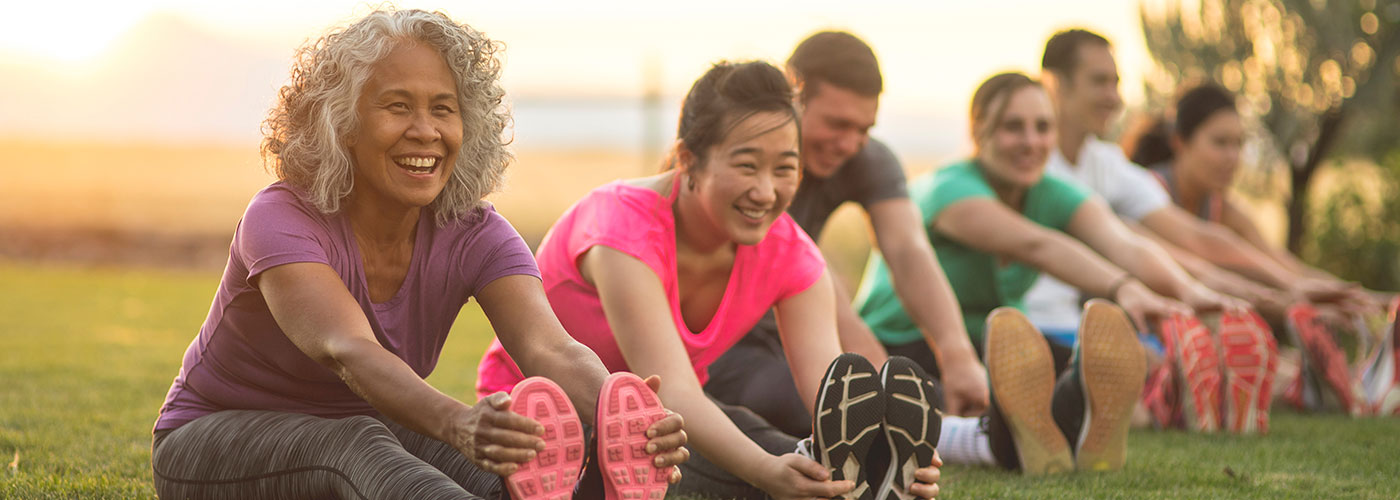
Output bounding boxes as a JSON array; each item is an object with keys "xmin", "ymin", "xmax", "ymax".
[
  {"xmin": 1139, "ymin": 0, "xmax": 1400, "ymax": 253},
  {"xmin": 1307, "ymin": 152, "xmax": 1400, "ymax": 290}
]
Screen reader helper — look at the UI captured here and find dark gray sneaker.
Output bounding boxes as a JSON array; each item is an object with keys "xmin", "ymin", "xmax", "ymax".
[
  {"xmin": 814, "ymin": 353, "xmax": 886, "ymax": 500},
  {"xmin": 877, "ymin": 356, "xmax": 942, "ymax": 500}
]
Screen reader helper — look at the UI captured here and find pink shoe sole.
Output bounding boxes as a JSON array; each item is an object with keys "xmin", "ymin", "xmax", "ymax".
[
  {"xmin": 507, "ymin": 377, "xmax": 586, "ymax": 500},
  {"xmin": 1169, "ymin": 315, "xmax": 1222, "ymax": 432},
  {"xmin": 1218, "ymin": 311, "xmax": 1276, "ymax": 434},
  {"xmin": 598, "ymin": 372, "xmax": 669, "ymax": 500},
  {"xmin": 1287, "ymin": 304, "xmax": 1365, "ymax": 415}
]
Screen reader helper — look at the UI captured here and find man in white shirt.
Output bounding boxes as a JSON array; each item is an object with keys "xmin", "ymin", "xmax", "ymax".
[{"xmin": 1027, "ymin": 29, "xmax": 1317, "ymax": 335}]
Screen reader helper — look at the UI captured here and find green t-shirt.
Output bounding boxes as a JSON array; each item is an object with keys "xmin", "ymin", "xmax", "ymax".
[{"xmin": 853, "ymin": 159, "xmax": 1092, "ymax": 347}]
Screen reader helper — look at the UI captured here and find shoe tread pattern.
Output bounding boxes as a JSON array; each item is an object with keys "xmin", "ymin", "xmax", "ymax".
[
  {"xmin": 509, "ymin": 377, "xmax": 587, "ymax": 500},
  {"xmin": 598, "ymin": 373, "xmax": 670, "ymax": 500},
  {"xmin": 879, "ymin": 357, "xmax": 941, "ymax": 500},
  {"xmin": 985, "ymin": 308, "xmax": 1072, "ymax": 476},
  {"xmin": 1076, "ymin": 301, "xmax": 1147, "ymax": 472},
  {"xmin": 815, "ymin": 353, "xmax": 885, "ymax": 500}
]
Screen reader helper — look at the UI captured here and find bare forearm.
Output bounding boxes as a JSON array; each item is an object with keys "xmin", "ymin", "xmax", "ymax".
[
  {"xmin": 1195, "ymin": 229, "xmax": 1295, "ymax": 288},
  {"xmin": 655, "ymin": 381, "xmax": 776, "ymax": 486},
  {"xmin": 836, "ymin": 303, "xmax": 889, "ymax": 367},
  {"xmin": 513, "ymin": 340, "xmax": 609, "ymax": 424},
  {"xmin": 884, "ymin": 248, "xmax": 976, "ymax": 368},
  {"xmin": 1022, "ymin": 233, "xmax": 1131, "ymax": 297},
  {"xmin": 331, "ymin": 337, "xmax": 468, "ymax": 442},
  {"xmin": 1108, "ymin": 236, "xmax": 1199, "ymax": 299}
]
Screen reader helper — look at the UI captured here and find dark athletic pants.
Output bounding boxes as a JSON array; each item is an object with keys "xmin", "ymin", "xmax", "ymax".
[
  {"xmin": 670, "ymin": 397, "xmax": 802, "ymax": 500},
  {"xmin": 152, "ymin": 405, "xmax": 795, "ymax": 500},
  {"xmin": 152, "ymin": 410, "xmax": 508, "ymax": 500},
  {"xmin": 703, "ymin": 317, "xmax": 814, "ymax": 437}
]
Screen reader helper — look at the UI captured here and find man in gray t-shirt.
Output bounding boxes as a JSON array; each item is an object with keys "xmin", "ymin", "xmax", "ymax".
[{"xmin": 704, "ymin": 32, "xmax": 987, "ymax": 436}]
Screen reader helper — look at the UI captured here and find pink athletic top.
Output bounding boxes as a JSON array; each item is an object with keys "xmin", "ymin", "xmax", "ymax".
[{"xmin": 476, "ymin": 177, "xmax": 826, "ymax": 399}]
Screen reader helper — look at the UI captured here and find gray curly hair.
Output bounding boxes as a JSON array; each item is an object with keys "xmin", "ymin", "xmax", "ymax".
[{"xmin": 261, "ymin": 8, "xmax": 511, "ymax": 227}]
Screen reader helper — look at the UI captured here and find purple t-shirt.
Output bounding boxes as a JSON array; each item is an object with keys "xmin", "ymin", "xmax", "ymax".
[{"xmin": 154, "ymin": 182, "xmax": 539, "ymax": 431}]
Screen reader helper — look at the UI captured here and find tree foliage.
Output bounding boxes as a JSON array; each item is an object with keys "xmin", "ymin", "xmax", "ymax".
[{"xmin": 1139, "ymin": 0, "xmax": 1400, "ymax": 252}]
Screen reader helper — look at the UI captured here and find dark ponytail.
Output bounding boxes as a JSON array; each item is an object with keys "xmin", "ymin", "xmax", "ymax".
[
  {"xmin": 1124, "ymin": 83, "xmax": 1237, "ymax": 166},
  {"xmin": 670, "ymin": 61, "xmax": 799, "ymax": 171}
]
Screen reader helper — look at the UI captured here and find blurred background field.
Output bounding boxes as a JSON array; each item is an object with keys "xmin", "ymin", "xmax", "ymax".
[{"xmin": 3, "ymin": 262, "xmax": 1399, "ymax": 499}]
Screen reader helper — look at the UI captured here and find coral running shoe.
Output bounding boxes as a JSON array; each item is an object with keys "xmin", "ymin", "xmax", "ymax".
[
  {"xmin": 1163, "ymin": 314, "xmax": 1222, "ymax": 432},
  {"xmin": 1215, "ymin": 311, "xmax": 1277, "ymax": 434},
  {"xmin": 597, "ymin": 372, "xmax": 670, "ymax": 500},
  {"xmin": 1285, "ymin": 304, "xmax": 1366, "ymax": 415},
  {"xmin": 508, "ymin": 377, "xmax": 587, "ymax": 500}
]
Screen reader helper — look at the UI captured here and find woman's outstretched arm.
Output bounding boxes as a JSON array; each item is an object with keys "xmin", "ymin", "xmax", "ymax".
[{"xmin": 259, "ymin": 262, "xmax": 542, "ymax": 476}]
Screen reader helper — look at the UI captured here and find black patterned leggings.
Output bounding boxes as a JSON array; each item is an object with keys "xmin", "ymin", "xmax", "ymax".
[{"xmin": 151, "ymin": 410, "xmax": 505, "ymax": 500}]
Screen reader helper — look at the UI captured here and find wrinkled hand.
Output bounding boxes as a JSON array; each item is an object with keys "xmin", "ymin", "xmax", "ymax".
[
  {"xmin": 640, "ymin": 375, "xmax": 688, "ymax": 484},
  {"xmin": 908, "ymin": 450, "xmax": 944, "ymax": 499},
  {"xmin": 1115, "ymin": 281, "xmax": 1191, "ymax": 331},
  {"xmin": 939, "ymin": 357, "xmax": 988, "ymax": 417},
  {"xmin": 449, "ymin": 392, "xmax": 545, "ymax": 476},
  {"xmin": 756, "ymin": 453, "xmax": 854, "ymax": 500}
]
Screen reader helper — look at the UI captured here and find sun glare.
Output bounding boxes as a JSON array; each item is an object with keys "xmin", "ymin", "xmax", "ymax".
[{"xmin": 0, "ymin": 3, "xmax": 154, "ymax": 64}]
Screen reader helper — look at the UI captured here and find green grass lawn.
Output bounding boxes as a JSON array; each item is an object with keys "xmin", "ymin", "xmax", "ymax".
[{"xmin": 1, "ymin": 262, "xmax": 1398, "ymax": 499}]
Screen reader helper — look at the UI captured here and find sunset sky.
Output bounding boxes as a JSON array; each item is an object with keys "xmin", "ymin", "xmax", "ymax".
[{"xmin": 0, "ymin": 0, "xmax": 1178, "ymax": 154}]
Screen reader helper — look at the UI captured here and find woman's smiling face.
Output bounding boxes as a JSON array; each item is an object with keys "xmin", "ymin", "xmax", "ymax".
[
  {"xmin": 686, "ymin": 111, "xmax": 801, "ymax": 246},
  {"xmin": 977, "ymin": 85, "xmax": 1055, "ymax": 189},
  {"xmin": 347, "ymin": 41, "xmax": 463, "ymax": 213}
]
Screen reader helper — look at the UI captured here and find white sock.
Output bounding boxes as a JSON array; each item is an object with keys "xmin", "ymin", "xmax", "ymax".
[{"xmin": 937, "ymin": 416, "xmax": 997, "ymax": 466}]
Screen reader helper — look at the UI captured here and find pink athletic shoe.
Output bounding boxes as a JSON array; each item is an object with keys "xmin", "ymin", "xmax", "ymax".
[
  {"xmin": 1164, "ymin": 314, "xmax": 1221, "ymax": 432},
  {"xmin": 507, "ymin": 377, "xmax": 587, "ymax": 500},
  {"xmin": 1286, "ymin": 304, "xmax": 1365, "ymax": 415},
  {"xmin": 1217, "ymin": 311, "xmax": 1276, "ymax": 434},
  {"xmin": 597, "ymin": 372, "xmax": 669, "ymax": 500}
]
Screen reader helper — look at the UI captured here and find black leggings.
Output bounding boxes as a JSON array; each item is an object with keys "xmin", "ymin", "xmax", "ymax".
[
  {"xmin": 703, "ymin": 317, "xmax": 813, "ymax": 437},
  {"xmin": 151, "ymin": 410, "xmax": 505, "ymax": 500}
]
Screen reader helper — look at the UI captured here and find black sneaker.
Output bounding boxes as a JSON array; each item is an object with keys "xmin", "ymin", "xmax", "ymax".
[
  {"xmin": 984, "ymin": 307, "xmax": 1073, "ymax": 475},
  {"xmin": 876, "ymin": 356, "xmax": 942, "ymax": 500},
  {"xmin": 814, "ymin": 353, "xmax": 885, "ymax": 500}
]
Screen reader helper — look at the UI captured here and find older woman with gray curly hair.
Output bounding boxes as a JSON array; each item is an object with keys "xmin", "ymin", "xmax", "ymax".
[{"xmin": 150, "ymin": 9, "xmax": 686, "ymax": 500}]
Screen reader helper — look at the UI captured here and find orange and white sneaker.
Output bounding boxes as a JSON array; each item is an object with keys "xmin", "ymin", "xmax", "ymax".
[
  {"xmin": 1163, "ymin": 314, "xmax": 1221, "ymax": 432},
  {"xmin": 1364, "ymin": 297, "xmax": 1400, "ymax": 415},
  {"xmin": 508, "ymin": 377, "xmax": 587, "ymax": 500},
  {"xmin": 597, "ymin": 372, "xmax": 670, "ymax": 500},
  {"xmin": 1215, "ymin": 311, "xmax": 1277, "ymax": 434},
  {"xmin": 1285, "ymin": 304, "xmax": 1366, "ymax": 415}
]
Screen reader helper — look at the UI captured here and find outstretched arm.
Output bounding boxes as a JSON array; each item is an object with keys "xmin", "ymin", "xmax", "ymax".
[
  {"xmin": 259, "ymin": 263, "xmax": 542, "ymax": 476},
  {"xmin": 867, "ymin": 197, "xmax": 986, "ymax": 416},
  {"xmin": 1139, "ymin": 204, "xmax": 1295, "ymax": 288},
  {"xmin": 582, "ymin": 246, "xmax": 851, "ymax": 500},
  {"xmin": 934, "ymin": 197, "xmax": 1189, "ymax": 329},
  {"xmin": 1068, "ymin": 200, "xmax": 1244, "ymax": 314}
]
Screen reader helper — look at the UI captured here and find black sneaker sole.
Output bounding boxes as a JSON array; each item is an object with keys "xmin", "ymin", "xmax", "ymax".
[
  {"xmin": 814, "ymin": 353, "xmax": 885, "ymax": 500},
  {"xmin": 878, "ymin": 356, "xmax": 941, "ymax": 500}
]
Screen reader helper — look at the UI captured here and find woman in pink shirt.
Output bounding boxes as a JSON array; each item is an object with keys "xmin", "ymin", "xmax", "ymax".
[{"xmin": 479, "ymin": 61, "xmax": 944, "ymax": 500}]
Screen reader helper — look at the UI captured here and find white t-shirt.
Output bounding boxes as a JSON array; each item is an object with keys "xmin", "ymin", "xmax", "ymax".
[{"xmin": 1024, "ymin": 136, "xmax": 1170, "ymax": 331}]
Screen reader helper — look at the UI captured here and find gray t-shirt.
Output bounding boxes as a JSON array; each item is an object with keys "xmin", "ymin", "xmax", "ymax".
[{"xmin": 787, "ymin": 138, "xmax": 909, "ymax": 240}]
